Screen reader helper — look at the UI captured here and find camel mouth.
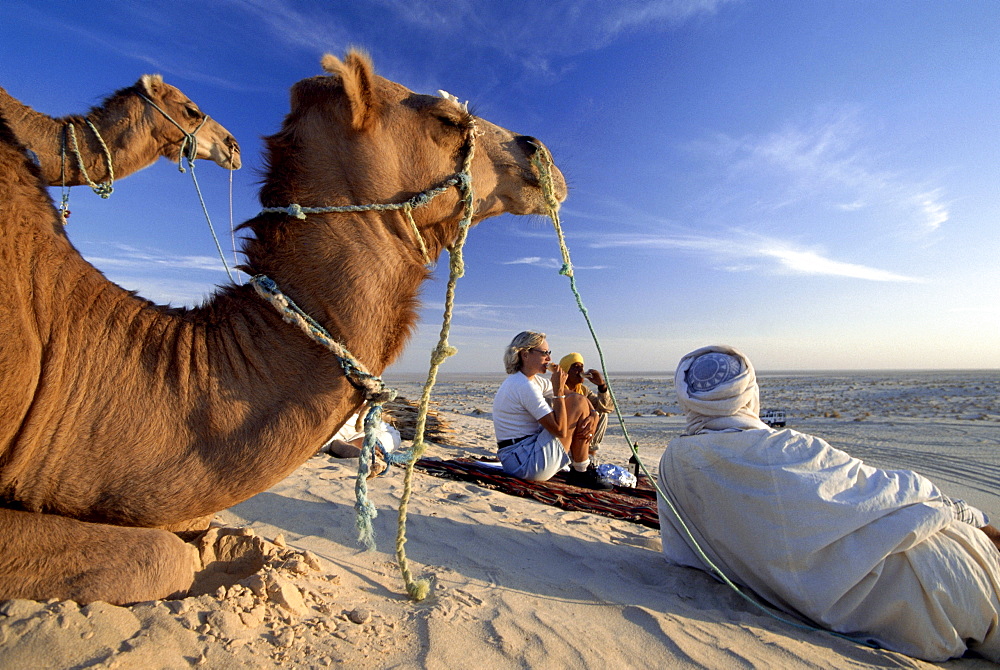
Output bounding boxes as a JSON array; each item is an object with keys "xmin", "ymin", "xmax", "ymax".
[
  {"xmin": 525, "ymin": 163, "xmax": 567, "ymax": 204},
  {"xmin": 207, "ymin": 143, "xmax": 242, "ymax": 170}
]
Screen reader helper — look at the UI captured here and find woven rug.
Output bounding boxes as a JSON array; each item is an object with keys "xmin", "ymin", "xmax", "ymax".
[{"xmin": 413, "ymin": 458, "xmax": 660, "ymax": 529}]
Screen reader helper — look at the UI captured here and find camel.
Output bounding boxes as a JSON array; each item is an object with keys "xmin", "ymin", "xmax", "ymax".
[
  {"xmin": 0, "ymin": 75, "xmax": 241, "ymax": 195},
  {"xmin": 0, "ymin": 50, "xmax": 565, "ymax": 605}
]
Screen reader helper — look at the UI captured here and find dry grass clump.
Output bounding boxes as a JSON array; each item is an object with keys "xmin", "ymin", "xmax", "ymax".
[{"xmin": 383, "ymin": 396, "xmax": 459, "ymax": 446}]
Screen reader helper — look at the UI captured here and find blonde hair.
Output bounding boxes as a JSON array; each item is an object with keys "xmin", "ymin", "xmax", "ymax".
[{"xmin": 503, "ymin": 331, "xmax": 545, "ymax": 374}]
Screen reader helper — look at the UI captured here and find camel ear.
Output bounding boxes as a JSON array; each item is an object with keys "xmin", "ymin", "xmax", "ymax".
[
  {"xmin": 139, "ymin": 74, "xmax": 165, "ymax": 98},
  {"xmin": 320, "ymin": 50, "xmax": 378, "ymax": 132}
]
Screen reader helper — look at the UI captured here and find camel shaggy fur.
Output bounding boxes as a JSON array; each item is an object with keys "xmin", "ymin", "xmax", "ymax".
[
  {"xmin": 0, "ymin": 50, "xmax": 565, "ymax": 605},
  {"xmin": 0, "ymin": 75, "xmax": 241, "ymax": 190}
]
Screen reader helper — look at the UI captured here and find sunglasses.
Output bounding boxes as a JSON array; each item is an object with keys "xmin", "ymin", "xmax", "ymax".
[{"xmin": 528, "ymin": 348, "xmax": 552, "ymax": 357}]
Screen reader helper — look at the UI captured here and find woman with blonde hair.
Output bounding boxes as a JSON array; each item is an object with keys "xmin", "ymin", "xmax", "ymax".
[{"xmin": 492, "ymin": 331, "xmax": 607, "ymax": 489}]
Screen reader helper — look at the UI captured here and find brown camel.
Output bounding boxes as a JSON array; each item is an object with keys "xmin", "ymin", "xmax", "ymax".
[
  {"xmin": 0, "ymin": 74, "xmax": 241, "ymax": 193},
  {"xmin": 0, "ymin": 50, "xmax": 565, "ymax": 605}
]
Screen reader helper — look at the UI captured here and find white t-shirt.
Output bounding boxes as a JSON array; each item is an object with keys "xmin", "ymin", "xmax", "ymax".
[{"xmin": 492, "ymin": 372, "xmax": 553, "ymax": 441}]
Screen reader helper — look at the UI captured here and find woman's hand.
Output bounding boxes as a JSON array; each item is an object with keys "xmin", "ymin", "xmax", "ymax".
[{"xmin": 550, "ymin": 364, "xmax": 567, "ymax": 395}]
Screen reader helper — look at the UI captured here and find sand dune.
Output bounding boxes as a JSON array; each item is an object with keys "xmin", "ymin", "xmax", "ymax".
[{"xmin": 1, "ymin": 372, "xmax": 997, "ymax": 668}]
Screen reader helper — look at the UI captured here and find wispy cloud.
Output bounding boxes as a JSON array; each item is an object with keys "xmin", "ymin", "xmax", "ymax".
[
  {"xmin": 604, "ymin": 0, "xmax": 739, "ymax": 34},
  {"xmin": 364, "ymin": 0, "xmax": 738, "ymax": 73},
  {"xmin": 84, "ymin": 244, "xmax": 232, "ymax": 273},
  {"xmin": 503, "ymin": 256, "xmax": 564, "ymax": 269},
  {"xmin": 501, "ymin": 256, "xmax": 608, "ymax": 271},
  {"xmin": 220, "ymin": 0, "xmax": 355, "ymax": 54},
  {"xmin": 101, "ymin": 276, "xmax": 222, "ymax": 307},
  {"xmin": 758, "ymin": 244, "xmax": 920, "ymax": 282},
  {"xmin": 694, "ymin": 109, "xmax": 950, "ymax": 236},
  {"xmin": 915, "ymin": 191, "xmax": 949, "ymax": 233},
  {"xmin": 590, "ymin": 232, "xmax": 924, "ymax": 282}
]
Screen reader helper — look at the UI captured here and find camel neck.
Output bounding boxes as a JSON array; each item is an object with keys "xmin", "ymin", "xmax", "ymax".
[
  {"xmin": 0, "ymin": 87, "xmax": 71, "ymax": 185},
  {"xmin": 0, "ymin": 87, "xmax": 155, "ymax": 188}
]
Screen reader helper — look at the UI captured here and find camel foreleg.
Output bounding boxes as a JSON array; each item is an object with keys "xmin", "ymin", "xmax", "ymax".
[{"xmin": 0, "ymin": 507, "xmax": 198, "ymax": 605}]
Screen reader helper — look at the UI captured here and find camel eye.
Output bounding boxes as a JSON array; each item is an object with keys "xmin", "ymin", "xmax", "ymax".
[
  {"xmin": 183, "ymin": 105, "xmax": 203, "ymax": 120},
  {"xmin": 435, "ymin": 114, "xmax": 461, "ymax": 129}
]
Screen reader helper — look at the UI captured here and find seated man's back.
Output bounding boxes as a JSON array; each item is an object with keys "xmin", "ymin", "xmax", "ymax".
[{"xmin": 657, "ymin": 345, "xmax": 1000, "ymax": 662}]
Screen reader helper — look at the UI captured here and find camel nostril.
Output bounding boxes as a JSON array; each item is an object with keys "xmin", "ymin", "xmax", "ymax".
[{"xmin": 515, "ymin": 135, "xmax": 541, "ymax": 155}]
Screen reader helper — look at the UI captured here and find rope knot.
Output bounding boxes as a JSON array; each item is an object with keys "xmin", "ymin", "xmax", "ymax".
[
  {"xmin": 286, "ymin": 204, "xmax": 306, "ymax": 219},
  {"xmin": 430, "ymin": 344, "xmax": 457, "ymax": 366},
  {"xmin": 253, "ymin": 275, "xmax": 277, "ymax": 292},
  {"xmin": 409, "ymin": 192, "xmax": 433, "ymax": 208}
]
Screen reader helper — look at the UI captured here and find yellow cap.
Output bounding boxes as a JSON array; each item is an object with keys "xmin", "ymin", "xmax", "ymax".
[{"xmin": 559, "ymin": 352, "xmax": 584, "ymax": 372}]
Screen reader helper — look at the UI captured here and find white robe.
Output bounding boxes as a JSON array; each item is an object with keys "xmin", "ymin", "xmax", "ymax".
[{"xmin": 658, "ymin": 426, "xmax": 1000, "ymax": 661}]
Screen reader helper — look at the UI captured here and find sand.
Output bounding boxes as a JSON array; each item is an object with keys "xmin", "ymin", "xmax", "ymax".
[{"xmin": 1, "ymin": 371, "xmax": 998, "ymax": 669}]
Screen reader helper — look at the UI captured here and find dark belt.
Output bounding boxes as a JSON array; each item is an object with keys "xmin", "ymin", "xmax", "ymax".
[{"xmin": 497, "ymin": 435, "xmax": 533, "ymax": 449}]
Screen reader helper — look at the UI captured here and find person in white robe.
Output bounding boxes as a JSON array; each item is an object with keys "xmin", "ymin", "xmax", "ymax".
[{"xmin": 657, "ymin": 345, "xmax": 1000, "ymax": 662}]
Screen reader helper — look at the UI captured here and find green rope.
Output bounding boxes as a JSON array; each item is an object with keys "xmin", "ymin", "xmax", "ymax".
[
  {"xmin": 259, "ymin": 183, "xmax": 461, "ymax": 268},
  {"xmin": 253, "ymin": 119, "xmax": 478, "ymax": 599},
  {"xmin": 393, "ymin": 120, "xmax": 478, "ymax": 601},
  {"xmin": 64, "ymin": 120, "xmax": 114, "ymax": 198},
  {"xmin": 249, "ymin": 274, "xmax": 397, "ymax": 551},
  {"xmin": 530, "ymin": 148, "xmax": 877, "ymax": 650}
]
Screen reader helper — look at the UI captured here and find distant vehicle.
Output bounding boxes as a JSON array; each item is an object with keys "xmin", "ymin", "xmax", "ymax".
[{"xmin": 760, "ymin": 409, "xmax": 786, "ymax": 427}]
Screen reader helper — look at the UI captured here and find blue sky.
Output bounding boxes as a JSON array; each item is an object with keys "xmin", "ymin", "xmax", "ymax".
[{"xmin": 2, "ymin": 1, "xmax": 998, "ymax": 374}]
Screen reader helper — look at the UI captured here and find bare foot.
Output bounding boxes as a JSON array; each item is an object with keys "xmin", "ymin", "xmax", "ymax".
[{"xmin": 980, "ymin": 524, "xmax": 1000, "ymax": 554}]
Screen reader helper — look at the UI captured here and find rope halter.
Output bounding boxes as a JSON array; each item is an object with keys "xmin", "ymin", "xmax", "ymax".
[
  {"xmin": 259, "ymin": 119, "xmax": 479, "ymax": 268},
  {"xmin": 250, "ymin": 115, "xmax": 479, "ymax": 565},
  {"xmin": 62, "ymin": 119, "xmax": 115, "ymax": 200},
  {"xmin": 56, "ymin": 90, "xmax": 219, "ymax": 223},
  {"xmin": 137, "ymin": 92, "xmax": 211, "ymax": 171}
]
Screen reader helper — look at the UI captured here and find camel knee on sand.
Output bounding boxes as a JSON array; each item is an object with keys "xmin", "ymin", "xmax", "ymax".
[
  {"xmin": 0, "ymin": 509, "xmax": 198, "ymax": 605},
  {"xmin": 100, "ymin": 529, "xmax": 199, "ymax": 604}
]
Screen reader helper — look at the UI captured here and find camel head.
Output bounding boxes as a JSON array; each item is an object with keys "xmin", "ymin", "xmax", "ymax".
[
  {"xmin": 257, "ymin": 50, "xmax": 566, "ymax": 256},
  {"xmin": 136, "ymin": 74, "xmax": 241, "ymax": 170}
]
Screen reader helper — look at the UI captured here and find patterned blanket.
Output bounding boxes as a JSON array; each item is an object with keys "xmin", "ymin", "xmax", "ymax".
[{"xmin": 414, "ymin": 458, "xmax": 660, "ymax": 529}]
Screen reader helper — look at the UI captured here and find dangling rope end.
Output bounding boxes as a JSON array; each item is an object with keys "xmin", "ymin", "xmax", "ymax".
[
  {"xmin": 355, "ymin": 498, "xmax": 379, "ymax": 552},
  {"xmin": 406, "ymin": 578, "xmax": 431, "ymax": 601}
]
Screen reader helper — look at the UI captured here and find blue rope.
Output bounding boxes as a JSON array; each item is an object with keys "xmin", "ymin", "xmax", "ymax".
[
  {"xmin": 258, "ymin": 176, "xmax": 465, "ymax": 269},
  {"xmin": 135, "ymin": 93, "xmax": 237, "ymax": 283},
  {"xmin": 254, "ymin": 116, "xmax": 476, "ymax": 600},
  {"xmin": 182, "ymin": 152, "xmax": 236, "ymax": 284}
]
